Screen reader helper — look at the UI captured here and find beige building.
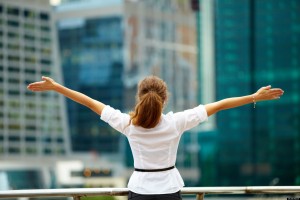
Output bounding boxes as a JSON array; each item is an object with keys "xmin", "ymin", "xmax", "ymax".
[
  {"xmin": 124, "ymin": 0, "xmax": 198, "ymax": 112},
  {"xmin": 123, "ymin": 0, "xmax": 216, "ymax": 185}
]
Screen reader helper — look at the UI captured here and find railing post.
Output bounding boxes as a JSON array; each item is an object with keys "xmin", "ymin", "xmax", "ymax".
[
  {"xmin": 196, "ymin": 193, "xmax": 205, "ymax": 200},
  {"xmin": 73, "ymin": 196, "xmax": 81, "ymax": 200}
]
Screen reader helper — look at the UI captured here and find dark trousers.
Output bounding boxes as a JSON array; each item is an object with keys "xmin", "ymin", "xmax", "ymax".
[{"xmin": 128, "ymin": 191, "xmax": 182, "ymax": 200}]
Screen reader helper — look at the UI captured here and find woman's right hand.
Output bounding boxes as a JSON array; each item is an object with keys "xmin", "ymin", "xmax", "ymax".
[{"xmin": 27, "ymin": 76, "xmax": 57, "ymax": 92}]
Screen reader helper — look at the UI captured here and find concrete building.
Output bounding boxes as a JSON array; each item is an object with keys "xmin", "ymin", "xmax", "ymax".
[{"xmin": 0, "ymin": 0, "xmax": 70, "ymax": 188}]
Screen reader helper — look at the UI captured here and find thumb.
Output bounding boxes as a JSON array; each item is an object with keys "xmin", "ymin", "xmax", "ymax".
[
  {"xmin": 42, "ymin": 76, "xmax": 51, "ymax": 82},
  {"xmin": 265, "ymin": 85, "xmax": 271, "ymax": 89}
]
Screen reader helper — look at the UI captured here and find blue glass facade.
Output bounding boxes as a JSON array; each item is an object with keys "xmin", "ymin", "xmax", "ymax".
[
  {"xmin": 58, "ymin": 17, "xmax": 124, "ymax": 153},
  {"xmin": 214, "ymin": 0, "xmax": 300, "ymax": 186}
]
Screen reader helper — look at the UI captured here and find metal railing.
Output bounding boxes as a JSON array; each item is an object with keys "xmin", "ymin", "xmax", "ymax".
[{"xmin": 0, "ymin": 186, "xmax": 300, "ymax": 200}]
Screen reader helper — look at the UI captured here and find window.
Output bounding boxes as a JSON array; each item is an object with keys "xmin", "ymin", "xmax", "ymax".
[
  {"xmin": 26, "ymin": 125, "xmax": 36, "ymax": 131},
  {"xmin": 9, "ymin": 146, "xmax": 20, "ymax": 153},
  {"xmin": 40, "ymin": 59, "xmax": 51, "ymax": 65},
  {"xmin": 8, "ymin": 66, "xmax": 20, "ymax": 73},
  {"xmin": 8, "ymin": 124, "xmax": 21, "ymax": 130},
  {"xmin": 8, "ymin": 78, "xmax": 20, "ymax": 84},
  {"xmin": 41, "ymin": 70, "xmax": 50, "ymax": 76},
  {"xmin": 8, "ymin": 32, "xmax": 19, "ymax": 39},
  {"xmin": 8, "ymin": 55, "xmax": 19, "ymax": 62},
  {"xmin": 24, "ymin": 9, "xmax": 35, "ymax": 19},
  {"xmin": 57, "ymin": 137, "xmax": 64, "ymax": 143},
  {"xmin": 8, "ymin": 90, "xmax": 20, "ymax": 96},
  {"xmin": 41, "ymin": 26, "xmax": 50, "ymax": 32},
  {"xmin": 7, "ymin": 7, "xmax": 19, "ymax": 16},
  {"xmin": 24, "ymin": 46, "xmax": 35, "ymax": 52},
  {"xmin": 9, "ymin": 135, "xmax": 20, "ymax": 141},
  {"xmin": 24, "ymin": 34, "xmax": 35, "ymax": 41},
  {"xmin": 26, "ymin": 102, "xmax": 36, "ymax": 109},
  {"xmin": 41, "ymin": 48, "xmax": 51, "ymax": 55},
  {"xmin": 25, "ymin": 57, "xmax": 36, "ymax": 63},
  {"xmin": 24, "ymin": 23, "xmax": 35, "ymax": 30},
  {"xmin": 25, "ymin": 91, "xmax": 35, "ymax": 96},
  {"xmin": 40, "ymin": 12, "xmax": 49, "ymax": 21},
  {"xmin": 25, "ymin": 114, "xmax": 36, "ymax": 120},
  {"xmin": 41, "ymin": 37, "xmax": 51, "ymax": 43},
  {"xmin": 25, "ymin": 136, "xmax": 36, "ymax": 142},
  {"xmin": 7, "ymin": 44, "xmax": 20, "ymax": 50},
  {"xmin": 7, "ymin": 20, "xmax": 19, "ymax": 27},
  {"xmin": 43, "ymin": 148, "xmax": 52, "ymax": 154},
  {"xmin": 26, "ymin": 147, "xmax": 37, "ymax": 154},
  {"xmin": 25, "ymin": 69, "xmax": 35, "ymax": 74}
]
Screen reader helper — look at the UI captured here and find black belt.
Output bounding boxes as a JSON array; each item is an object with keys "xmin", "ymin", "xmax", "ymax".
[{"xmin": 134, "ymin": 166, "xmax": 175, "ymax": 172}]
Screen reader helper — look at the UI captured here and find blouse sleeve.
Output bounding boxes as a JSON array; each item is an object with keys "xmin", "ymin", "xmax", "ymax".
[
  {"xmin": 173, "ymin": 104, "xmax": 208, "ymax": 134},
  {"xmin": 100, "ymin": 105, "xmax": 130, "ymax": 135}
]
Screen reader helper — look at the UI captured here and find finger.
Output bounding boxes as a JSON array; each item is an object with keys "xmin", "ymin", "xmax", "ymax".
[
  {"xmin": 269, "ymin": 90, "xmax": 283, "ymax": 94},
  {"xmin": 29, "ymin": 89, "xmax": 43, "ymax": 92},
  {"xmin": 269, "ymin": 90, "xmax": 284, "ymax": 95},
  {"xmin": 28, "ymin": 84, "xmax": 44, "ymax": 89},
  {"xmin": 28, "ymin": 81, "xmax": 45, "ymax": 86},
  {"xmin": 29, "ymin": 87, "xmax": 44, "ymax": 91},
  {"xmin": 270, "ymin": 88, "xmax": 283, "ymax": 92},
  {"xmin": 28, "ymin": 87, "xmax": 41, "ymax": 91},
  {"xmin": 273, "ymin": 96, "xmax": 281, "ymax": 99},
  {"xmin": 28, "ymin": 82, "xmax": 46, "ymax": 88}
]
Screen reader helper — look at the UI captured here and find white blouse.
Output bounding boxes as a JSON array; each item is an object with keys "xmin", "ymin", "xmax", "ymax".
[{"xmin": 100, "ymin": 105, "xmax": 208, "ymax": 194}]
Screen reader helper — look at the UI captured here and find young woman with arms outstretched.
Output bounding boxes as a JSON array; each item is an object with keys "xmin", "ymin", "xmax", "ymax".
[{"xmin": 28, "ymin": 76, "xmax": 284, "ymax": 200}]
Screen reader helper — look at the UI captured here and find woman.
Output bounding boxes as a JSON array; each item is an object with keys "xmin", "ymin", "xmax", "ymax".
[{"xmin": 28, "ymin": 76, "xmax": 284, "ymax": 200}]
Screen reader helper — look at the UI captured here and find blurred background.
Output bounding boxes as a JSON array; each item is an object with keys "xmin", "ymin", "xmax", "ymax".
[{"xmin": 0, "ymin": 0, "xmax": 299, "ymax": 199}]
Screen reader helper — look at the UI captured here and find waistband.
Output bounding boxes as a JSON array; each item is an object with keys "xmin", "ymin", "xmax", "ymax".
[{"xmin": 134, "ymin": 166, "xmax": 175, "ymax": 172}]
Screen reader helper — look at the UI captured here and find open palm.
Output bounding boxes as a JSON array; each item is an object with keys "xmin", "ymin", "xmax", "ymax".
[
  {"xmin": 27, "ymin": 76, "xmax": 56, "ymax": 92},
  {"xmin": 254, "ymin": 85, "xmax": 284, "ymax": 101}
]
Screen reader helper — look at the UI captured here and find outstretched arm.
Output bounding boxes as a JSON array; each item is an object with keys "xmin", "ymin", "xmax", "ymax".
[
  {"xmin": 205, "ymin": 86, "xmax": 284, "ymax": 117},
  {"xmin": 27, "ymin": 76, "xmax": 105, "ymax": 115}
]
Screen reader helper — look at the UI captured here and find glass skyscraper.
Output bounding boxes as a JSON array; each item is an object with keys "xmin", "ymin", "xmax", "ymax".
[
  {"xmin": 214, "ymin": 0, "xmax": 300, "ymax": 186},
  {"xmin": 56, "ymin": 0, "xmax": 124, "ymax": 154}
]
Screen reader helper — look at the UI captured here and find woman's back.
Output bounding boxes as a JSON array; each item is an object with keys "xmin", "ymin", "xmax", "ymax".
[
  {"xmin": 127, "ymin": 113, "xmax": 180, "ymax": 169},
  {"xmin": 100, "ymin": 104, "xmax": 208, "ymax": 194}
]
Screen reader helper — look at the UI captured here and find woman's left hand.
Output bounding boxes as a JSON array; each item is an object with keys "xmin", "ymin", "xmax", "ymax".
[{"xmin": 254, "ymin": 85, "xmax": 284, "ymax": 102}]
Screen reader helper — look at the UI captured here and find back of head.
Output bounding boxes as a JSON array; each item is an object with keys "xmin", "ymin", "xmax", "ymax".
[{"xmin": 130, "ymin": 76, "xmax": 168, "ymax": 129}]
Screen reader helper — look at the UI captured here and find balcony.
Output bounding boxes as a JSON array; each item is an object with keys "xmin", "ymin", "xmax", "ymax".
[{"xmin": 0, "ymin": 186, "xmax": 300, "ymax": 200}]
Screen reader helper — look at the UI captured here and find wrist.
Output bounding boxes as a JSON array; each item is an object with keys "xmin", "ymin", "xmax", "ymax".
[
  {"xmin": 252, "ymin": 93, "xmax": 257, "ymax": 108},
  {"xmin": 52, "ymin": 82, "xmax": 60, "ymax": 91}
]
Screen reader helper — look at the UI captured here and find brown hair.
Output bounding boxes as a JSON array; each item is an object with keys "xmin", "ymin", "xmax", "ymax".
[{"xmin": 130, "ymin": 76, "xmax": 168, "ymax": 129}]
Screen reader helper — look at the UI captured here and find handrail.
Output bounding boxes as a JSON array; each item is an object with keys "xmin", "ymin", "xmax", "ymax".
[{"xmin": 0, "ymin": 186, "xmax": 300, "ymax": 200}]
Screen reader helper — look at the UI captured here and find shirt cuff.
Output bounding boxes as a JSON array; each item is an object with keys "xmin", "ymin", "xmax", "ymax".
[
  {"xmin": 100, "ymin": 105, "xmax": 113, "ymax": 123},
  {"xmin": 197, "ymin": 105, "xmax": 208, "ymax": 122}
]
